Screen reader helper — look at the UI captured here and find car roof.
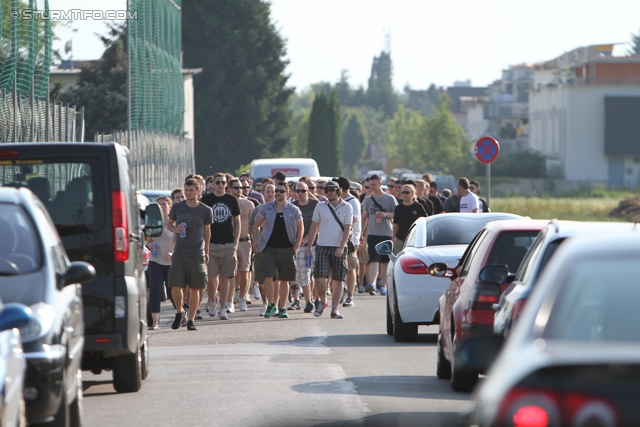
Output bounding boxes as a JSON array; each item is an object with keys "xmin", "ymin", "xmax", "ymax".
[
  {"xmin": 0, "ymin": 186, "xmax": 29, "ymax": 203},
  {"xmin": 482, "ymin": 219, "xmax": 548, "ymax": 232},
  {"xmin": 545, "ymin": 219, "xmax": 637, "ymax": 239},
  {"xmin": 251, "ymin": 158, "xmax": 317, "ymax": 165},
  {"xmin": 420, "ymin": 212, "xmax": 524, "ymax": 224}
]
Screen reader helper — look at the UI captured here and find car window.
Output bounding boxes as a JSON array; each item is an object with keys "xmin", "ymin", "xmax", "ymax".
[
  {"xmin": 486, "ymin": 231, "xmax": 539, "ymax": 273},
  {"xmin": 459, "ymin": 230, "xmax": 488, "ymax": 278},
  {"xmin": 0, "ymin": 203, "xmax": 42, "ymax": 274},
  {"xmin": 515, "ymin": 230, "xmax": 547, "ymax": 282},
  {"xmin": 544, "ymin": 258, "xmax": 640, "ymax": 342},
  {"xmin": 425, "ymin": 215, "xmax": 517, "ymax": 246},
  {"xmin": 0, "ymin": 158, "xmax": 105, "ymax": 236},
  {"xmin": 404, "ymin": 225, "xmax": 417, "ymax": 247}
]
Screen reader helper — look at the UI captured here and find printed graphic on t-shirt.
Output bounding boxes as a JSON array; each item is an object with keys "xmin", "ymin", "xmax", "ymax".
[{"xmin": 211, "ymin": 202, "xmax": 233, "ymax": 223}]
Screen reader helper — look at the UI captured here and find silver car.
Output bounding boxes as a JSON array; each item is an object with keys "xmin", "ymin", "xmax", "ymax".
[{"xmin": 461, "ymin": 233, "xmax": 640, "ymax": 426}]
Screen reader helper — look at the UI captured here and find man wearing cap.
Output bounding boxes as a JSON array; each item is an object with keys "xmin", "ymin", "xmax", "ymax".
[
  {"xmin": 305, "ymin": 181, "xmax": 352, "ymax": 318},
  {"xmin": 273, "ymin": 171, "xmax": 287, "ymax": 185},
  {"xmin": 334, "ymin": 177, "xmax": 361, "ymax": 307}
]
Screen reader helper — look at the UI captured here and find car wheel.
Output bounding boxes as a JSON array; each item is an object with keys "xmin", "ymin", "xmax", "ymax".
[
  {"xmin": 113, "ymin": 345, "xmax": 142, "ymax": 393},
  {"xmin": 69, "ymin": 368, "xmax": 83, "ymax": 427},
  {"xmin": 141, "ymin": 338, "xmax": 149, "ymax": 380},
  {"xmin": 450, "ymin": 335, "xmax": 478, "ymax": 392},
  {"xmin": 386, "ymin": 296, "xmax": 393, "ymax": 336},
  {"xmin": 393, "ymin": 293, "xmax": 418, "ymax": 342},
  {"xmin": 436, "ymin": 329, "xmax": 451, "ymax": 379}
]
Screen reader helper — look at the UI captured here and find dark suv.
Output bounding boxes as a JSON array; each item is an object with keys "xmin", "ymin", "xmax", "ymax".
[{"xmin": 0, "ymin": 143, "xmax": 162, "ymax": 394}]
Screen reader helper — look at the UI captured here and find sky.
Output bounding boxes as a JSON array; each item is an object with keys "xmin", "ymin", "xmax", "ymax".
[{"xmin": 52, "ymin": 0, "xmax": 640, "ymax": 91}]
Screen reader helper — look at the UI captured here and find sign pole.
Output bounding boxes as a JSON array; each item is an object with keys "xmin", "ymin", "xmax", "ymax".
[{"xmin": 486, "ymin": 163, "xmax": 491, "ymax": 207}]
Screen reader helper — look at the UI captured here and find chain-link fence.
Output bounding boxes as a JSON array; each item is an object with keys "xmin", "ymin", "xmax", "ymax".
[{"xmin": 95, "ymin": 130, "xmax": 194, "ymax": 190}]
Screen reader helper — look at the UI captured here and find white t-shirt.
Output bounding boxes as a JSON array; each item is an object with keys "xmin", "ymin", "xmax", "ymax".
[
  {"xmin": 344, "ymin": 196, "xmax": 361, "ymax": 245},
  {"xmin": 459, "ymin": 192, "xmax": 479, "ymax": 213},
  {"xmin": 312, "ymin": 200, "xmax": 353, "ymax": 247}
]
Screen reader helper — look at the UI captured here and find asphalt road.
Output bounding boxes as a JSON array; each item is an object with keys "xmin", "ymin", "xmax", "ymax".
[{"xmin": 82, "ymin": 292, "xmax": 472, "ymax": 427}]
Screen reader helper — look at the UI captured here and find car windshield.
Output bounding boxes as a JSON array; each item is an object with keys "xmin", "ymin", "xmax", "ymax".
[
  {"xmin": 0, "ymin": 203, "xmax": 42, "ymax": 275},
  {"xmin": 0, "ymin": 159, "xmax": 104, "ymax": 236},
  {"xmin": 426, "ymin": 215, "xmax": 517, "ymax": 246},
  {"xmin": 544, "ymin": 258, "xmax": 640, "ymax": 342}
]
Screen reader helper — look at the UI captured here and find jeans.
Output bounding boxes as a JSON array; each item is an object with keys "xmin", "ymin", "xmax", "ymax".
[{"xmin": 148, "ymin": 261, "xmax": 171, "ymax": 313}]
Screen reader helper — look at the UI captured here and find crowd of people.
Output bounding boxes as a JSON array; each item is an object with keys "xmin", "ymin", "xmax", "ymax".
[{"xmin": 145, "ymin": 170, "xmax": 490, "ymax": 331}]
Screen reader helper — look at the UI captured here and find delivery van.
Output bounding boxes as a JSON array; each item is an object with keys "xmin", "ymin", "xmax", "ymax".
[{"xmin": 250, "ymin": 158, "xmax": 320, "ymax": 183}]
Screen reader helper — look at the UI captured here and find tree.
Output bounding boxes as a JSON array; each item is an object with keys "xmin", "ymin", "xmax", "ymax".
[
  {"xmin": 182, "ymin": 0, "xmax": 293, "ymax": 175},
  {"xmin": 629, "ymin": 28, "xmax": 640, "ymax": 55},
  {"xmin": 59, "ymin": 23, "xmax": 127, "ymax": 140},
  {"xmin": 307, "ymin": 91, "xmax": 341, "ymax": 176},
  {"xmin": 341, "ymin": 112, "xmax": 367, "ymax": 177},
  {"xmin": 424, "ymin": 95, "xmax": 471, "ymax": 173},
  {"xmin": 383, "ymin": 105, "xmax": 426, "ymax": 171},
  {"xmin": 366, "ymin": 51, "xmax": 399, "ymax": 118}
]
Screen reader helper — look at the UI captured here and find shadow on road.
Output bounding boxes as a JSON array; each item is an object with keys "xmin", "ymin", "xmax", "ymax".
[
  {"xmin": 313, "ymin": 411, "xmax": 467, "ymax": 427},
  {"xmin": 292, "ymin": 375, "xmax": 470, "ymax": 401},
  {"xmin": 268, "ymin": 333, "xmax": 437, "ymax": 348}
]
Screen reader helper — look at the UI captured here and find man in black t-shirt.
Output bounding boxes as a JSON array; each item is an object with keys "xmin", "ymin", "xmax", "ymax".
[{"xmin": 201, "ymin": 172, "xmax": 241, "ymax": 320}]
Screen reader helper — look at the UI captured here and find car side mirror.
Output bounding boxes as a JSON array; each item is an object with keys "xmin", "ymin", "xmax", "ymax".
[
  {"xmin": 0, "ymin": 303, "xmax": 33, "ymax": 332},
  {"xmin": 144, "ymin": 203, "xmax": 163, "ymax": 237},
  {"xmin": 60, "ymin": 261, "xmax": 96, "ymax": 288},
  {"xmin": 375, "ymin": 240, "xmax": 393, "ymax": 256},
  {"xmin": 479, "ymin": 264, "xmax": 510, "ymax": 285},
  {"xmin": 455, "ymin": 335, "xmax": 505, "ymax": 373},
  {"xmin": 428, "ymin": 262, "xmax": 448, "ymax": 277}
]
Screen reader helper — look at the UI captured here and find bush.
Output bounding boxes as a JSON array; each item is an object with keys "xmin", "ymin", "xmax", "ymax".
[{"xmin": 477, "ymin": 150, "xmax": 546, "ymax": 178}]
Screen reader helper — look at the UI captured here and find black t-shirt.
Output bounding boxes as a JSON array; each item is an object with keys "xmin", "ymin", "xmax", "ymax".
[
  {"xmin": 429, "ymin": 194, "xmax": 444, "ymax": 214},
  {"xmin": 293, "ymin": 199, "xmax": 319, "ymax": 238},
  {"xmin": 201, "ymin": 193, "xmax": 241, "ymax": 244},
  {"xmin": 393, "ymin": 202, "xmax": 427, "ymax": 241},
  {"xmin": 266, "ymin": 212, "xmax": 292, "ymax": 248},
  {"xmin": 417, "ymin": 197, "xmax": 434, "ymax": 216}
]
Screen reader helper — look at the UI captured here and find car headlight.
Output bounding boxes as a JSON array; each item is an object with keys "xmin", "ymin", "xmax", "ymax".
[{"xmin": 19, "ymin": 303, "xmax": 55, "ymax": 343}]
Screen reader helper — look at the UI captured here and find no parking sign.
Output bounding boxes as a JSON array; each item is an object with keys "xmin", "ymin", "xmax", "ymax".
[{"xmin": 474, "ymin": 136, "xmax": 500, "ymax": 206}]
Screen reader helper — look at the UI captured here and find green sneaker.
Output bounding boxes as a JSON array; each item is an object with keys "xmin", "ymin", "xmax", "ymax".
[
  {"xmin": 278, "ymin": 308, "xmax": 289, "ymax": 318},
  {"xmin": 264, "ymin": 304, "xmax": 277, "ymax": 318}
]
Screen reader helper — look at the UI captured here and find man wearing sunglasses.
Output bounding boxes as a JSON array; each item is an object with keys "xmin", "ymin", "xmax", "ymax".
[
  {"xmin": 201, "ymin": 172, "xmax": 241, "ymax": 320},
  {"xmin": 252, "ymin": 182, "xmax": 303, "ymax": 319},
  {"xmin": 305, "ymin": 181, "xmax": 353, "ymax": 319},
  {"xmin": 239, "ymin": 173, "xmax": 264, "ymax": 204},
  {"xmin": 229, "ymin": 179, "xmax": 255, "ymax": 311}
]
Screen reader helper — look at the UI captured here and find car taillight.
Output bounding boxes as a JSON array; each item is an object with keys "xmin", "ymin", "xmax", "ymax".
[
  {"xmin": 399, "ymin": 256, "xmax": 428, "ymax": 274},
  {"xmin": 112, "ymin": 190, "xmax": 129, "ymax": 262},
  {"xmin": 0, "ymin": 150, "xmax": 18, "ymax": 158},
  {"xmin": 498, "ymin": 387, "xmax": 617, "ymax": 427},
  {"xmin": 468, "ymin": 283, "xmax": 501, "ymax": 310}
]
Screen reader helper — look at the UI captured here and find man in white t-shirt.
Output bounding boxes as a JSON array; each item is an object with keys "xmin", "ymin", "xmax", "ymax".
[
  {"xmin": 457, "ymin": 177, "xmax": 479, "ymax": 213},
  {"xmin": 334, "ymin": 177, "xmax": 360, "ymax": 307}
]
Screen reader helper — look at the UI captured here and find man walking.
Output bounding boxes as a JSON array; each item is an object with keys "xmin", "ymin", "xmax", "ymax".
[
  {"xmin": 457, "ymin": 177, "xmax": 479, "ymax": 213},
  {"xmin": 229, "ymin": 179, "xmax": 255, "ymax": 311},
  {"xmin": 252, "ymin": 182, "xmax": 303, "ymax": 319},
  {"xmin": 239, "ymin": 173, "xmax": 264, "ymax": 204},
  {"xmin": 201, "ymin": 173, "xmax": 241, "ymax": 320},
  {"xmin": 361, "ymin": 174, "xmax": 397, "ymax": 296},
  {"xmin": 290, "ymin": 181, "xmax": 319, "ymax": 312},
  {"xmin": 167, "ymin": 178, "xmax": 213, "ymax": 331},
  {"xmin": 470, "ymin": 180, "xmax": 490, "ymax": 212},
  {"xmin": 334, "ymin": 177, "xmax": 360, "ymax": 307},
  {"xmin": 305, "ymin": 181, "xmax": 352, "ymax": 318}
]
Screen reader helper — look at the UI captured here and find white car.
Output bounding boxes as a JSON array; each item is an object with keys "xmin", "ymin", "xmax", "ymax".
[
  {"xmin": 463, "ymin": 233, "xmax": 640, "ymax": 426},
  {"xmin": 376, "ymin": 213, "xmax": 522, "ymax": 342}
]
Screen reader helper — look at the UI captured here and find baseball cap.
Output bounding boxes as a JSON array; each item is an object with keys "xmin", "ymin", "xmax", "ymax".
[
  {"xmin": 324, "ymin": 181, "xmax": 339, "ymax": 190},
  {"xmin": 350, "ymin": 182, "xmax": 362, "ymax": 191},
  {"xmin": 273, "ymin": 171, "xmax": 287, "ymax": 181},
  {"xmin": 332, "ymin": 176, "xmax": 350, "ymax": 190}
]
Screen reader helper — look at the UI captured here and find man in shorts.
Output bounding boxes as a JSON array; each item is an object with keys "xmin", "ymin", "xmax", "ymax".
[
  {"xmin": 230, "ymin": 179, "xmax": 255, "ymax": 310},
  {"xmin": 290, "ymin": 181, "xmax": 319, "ymax": 313},
  {"xmin": 305, "ymin": 181, "xmax": 353, "ymax": 319},
  {"xmin": 201, "ymin": 172, "xmax": 241, "ymax": 320},
  {"xmin": 361, "ymin": 174, "xmax": 397, "ymax": 296},
  {"xmin": 250, "ymin": 184, "xmax": 275, "ymax": 314},
  {"xmin": 334, "ymin": 177, "xmax": 360, "ymax": 307},
  {"xmin": 167, "ymin": 178, "xmax": 212, "ymax": 331},
  {"xmin": 252, "ymin": 182, "xmax": 303, "ymax": 318}
]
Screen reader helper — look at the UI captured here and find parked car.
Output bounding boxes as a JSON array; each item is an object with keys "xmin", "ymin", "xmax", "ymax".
[
  {"xmin": 430, "ymin": 220, "xmax": 546, "ymax": 391},
  {"xmin": 0, "ymin": 187, "xmax": 95, "ymax": 425},
  {"xmin": 460, "ymin": 233, "xmax": 640, "ymax": 426},
  {"xmin": 0, "ymin": 143, "xmax": 163, "ymax": 395},
  {"xmin": 138, "ymin": 190, "xmax": 171, "ymax": 204},
  {"xmin": 493, "ymin": 220, "xmax": 637, "ymax": 338},
  {"xmin": 0, "ymin": 302, "xmax": 33, "ymax": 427},
  {"xmin": 375, "ymin": 213, "xmax": 523, "ymax": 342}
]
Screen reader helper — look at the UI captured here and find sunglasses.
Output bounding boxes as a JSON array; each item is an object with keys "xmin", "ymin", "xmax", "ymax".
[
  {"xmin": 215, "ymin": 180, "xmax": 226, "ymax": 185},
  {"xmin": 274, "ymin": 189, "xmax": 287, "ymax": 194},
  {"xmin": 307, "ymin": 186, "xmax": 316, "ymax": 190},
  {"xmin": 401, "ymin": 191, "xmax": 411, "ymax": 195},
  {"xmin": 295, "ymin": 189, "xmax": 307, "ymax": 193},
  {"xmin": 324, "ymin": 187, "xmax": 337, "ymax": 193},
  {"xmin": 242, "ymin": 186, "xmax": 251, "ymax": 189},
  {"xmin": 364, "ymin": 186, "xmax": 370, "ymax": 189},
  {"xmin": 232, "ymin": 187, "xmax": 242, "ymax": 190},
  {"xmin": 206, "ymin": 187, "xmax": 215, "ymax": 192},
  {"xmin": 317, "ymin": 186, "xmax": 325, "ymax": 190}
]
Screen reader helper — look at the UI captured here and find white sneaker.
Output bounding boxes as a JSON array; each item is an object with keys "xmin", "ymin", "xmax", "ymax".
[
  {"xmin": 254, "ymin": 285, "xmax": 261, "ymax": 300},
  {"xmin": 208, "ymin": 298, "xmax": 218, "ymax": 317},
  {"xmin": 219, "ymin": 309, "xmax": 229, "ymax": 320},
  {"xmin": 259, "ymin": 304, "xmax": 268, "ymax": 316},
  {"xmin": 239, "ymin": 298, "xmax": 248, "ymax": 311},
  {"xmin": 226, "ymin": 302, "xmax": 235, "ymax": 313}
]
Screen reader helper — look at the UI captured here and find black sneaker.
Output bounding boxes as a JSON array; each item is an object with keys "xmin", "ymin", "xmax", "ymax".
[
  {"xmin": 195, "ymin": 310, "xmax": 203, "ymax": 320},
  {"xmin": 171, "ymin": 311, "xmax": 185, "ymax": 330},
  {"xmin": 303, "ymin": 302, "xmax": 314, "ymax": 313},
  {"xmin": 289, "ymin": 300, "xmax": 301, "ymax": 310},
  {"xmin": 186, "ymin": 320, "xmax": 197, "ymax": 331}
]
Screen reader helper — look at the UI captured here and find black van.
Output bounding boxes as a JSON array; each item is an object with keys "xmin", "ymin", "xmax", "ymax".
[{"xmin": 0, "ymin": 142, "xmax": 162, "ymax": 393}]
